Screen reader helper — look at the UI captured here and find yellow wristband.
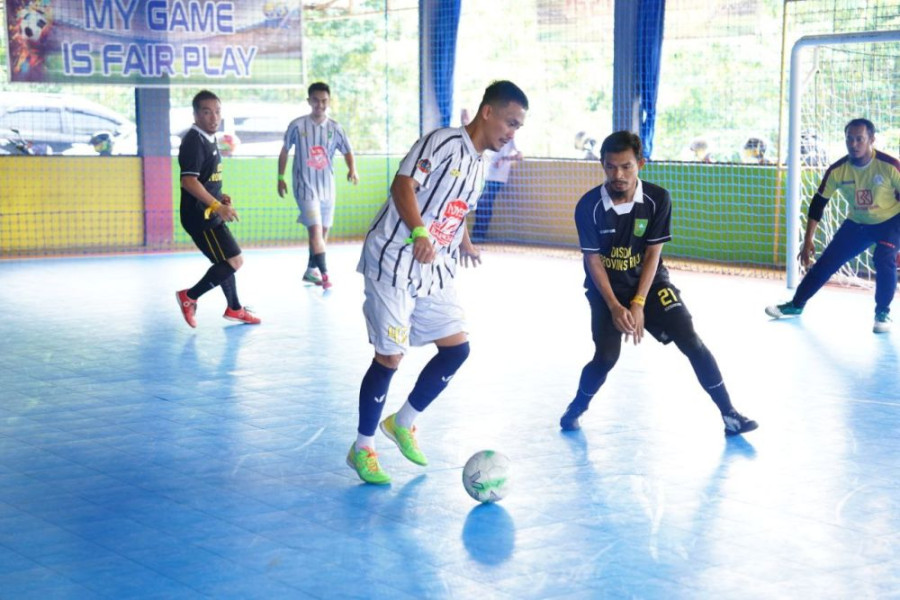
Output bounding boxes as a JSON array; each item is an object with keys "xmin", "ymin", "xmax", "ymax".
[
  {"xmin": 631, "ymin": 295, "xmax": 646, "ymax": 307},
  {"xmin": 204, "ymin": 200, "xmax": 221, "ymax": 220},
  {"xmin": 405, "ymin": 226, "xmax": 430, "ymax": 244}
]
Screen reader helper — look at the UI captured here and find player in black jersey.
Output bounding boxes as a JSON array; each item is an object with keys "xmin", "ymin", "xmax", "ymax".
[
  {"xmin": 561, "ymin": 131, "xmax": 757, "ymax": 436},
  {"xmin": 175, "ymin": 90, "xmax": 260, "ymax": 328}
]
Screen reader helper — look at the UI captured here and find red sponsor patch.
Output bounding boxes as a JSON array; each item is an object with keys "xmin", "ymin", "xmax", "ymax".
[
  {"xmin": 307, "ymin": 145, "xmax": 328, "ymax": 170},
  {"xmin": 428, "ymin": 199, "xmax": 469, "ymax": 246},
  {"xmin": 416, "ymin": 159, "xmax": 432, "ymax": 174}
]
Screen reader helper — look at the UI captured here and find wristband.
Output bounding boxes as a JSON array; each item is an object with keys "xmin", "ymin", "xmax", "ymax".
[
  {"xmin": 631, "ymin": 294, "xmax": 646, "ymax": 307},
  {"xmin": 204, "ymin": 200, "xmax": 221, "ymax": 220},
  {"xmin": 405, "ymin": 226, "xmax": 430, "ymax": 244},
  {"xmin": 277, "ymin": 173, "xmax": 285, "ymax": 181}
]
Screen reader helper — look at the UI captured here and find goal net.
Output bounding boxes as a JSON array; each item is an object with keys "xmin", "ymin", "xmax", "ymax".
[{"xmin": 796, "ymin": 40, "xmax": 900, "ymax": 287}]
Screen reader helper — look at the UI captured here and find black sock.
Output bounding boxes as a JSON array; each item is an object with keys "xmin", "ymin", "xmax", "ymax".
[
  {"xmin": 220, "ymin": 274, "xmax": 241, "ymax": 310},
  {"xmin": 188, "ymin": 262, "xmax": 236, "ymax": 299},
  {"xmin": 313, "ymin": 252, "xmax": 327, "ymax": 274},
  {"xmin": 307, "ymin": 254, "xmax": 316, "ymax": 269}
]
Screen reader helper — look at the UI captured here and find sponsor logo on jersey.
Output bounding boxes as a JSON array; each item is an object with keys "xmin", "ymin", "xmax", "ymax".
[
  {"xmin": 307, "ymin": 145, "xmax": 328, "ymax": 171},
  {"xmin": 428, "ymin": 199, "xmax": 469, "ymax": 247},
  {"xmin": 634, "ymin": 219, "xmax": 648, "ymax": 237},
  {"xmin": 855, "ymin": 189, "xmax": 874, "ymax": 208},
  {"xmin": 417, "ymin": 159, "xmax": 432, "ymax": 174},
  {"xmin": 387, "ymin": 325, "xmax": 409, "ymax": 345},
  {"xmin": 450, "ymin": 168, "xmax": 461, "ymax": 177}
]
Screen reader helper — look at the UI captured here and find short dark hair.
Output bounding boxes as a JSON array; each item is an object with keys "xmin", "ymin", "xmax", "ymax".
[
  {"xmin": 192, "ymin": 90, "xmax": 220, "ymax": 113},
  {"xmin": 600, "ymin": 131, "xmax": 643, "ymax": 161},
  {"xmin": 308, "ymin": 82, "xmax": 330, "ymax": 97},
  {"xmin": 744, "ymin": 137, "xmax": 766, "ymax": 152},
  {"xmin": 845, "ymin": 118, "xmax": 876, "ymax": 137},
  {"xmin": 478, "ymin": 80, "xmax": 529, "ymax": 112}
]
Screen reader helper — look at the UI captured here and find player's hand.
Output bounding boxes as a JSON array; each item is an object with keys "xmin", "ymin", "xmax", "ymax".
[
  {"xmin": 216, "ymin": 203, "xmax": 239, "ymax": 223},
  {"xmin": 277, "ymin": 179, "xmax": 287, "ymax": 198},
  {"xmin": 460, "ymin": 242, "xmax": 481, "ymax": 268},
  {"xmin": 412, "ymin": 235, "xmax": 435, "ymax": 264},
  {"xmin": 798, "ymin": 238, "xmax": 815, "ymax": 268},
  {"xmin": 220, "ymin": 194, "xmax": 232, "ymax": 205},
  {"xmin": 628, "ymin": 304, "xmax": 645, "ymax": 345},
  {"xmin": 611, "ymin": 304, "xmax": 635, "ymax": 337},
  {"xmin": 348, "ymin": 171, "xmax": 359, "ymax": 185}
]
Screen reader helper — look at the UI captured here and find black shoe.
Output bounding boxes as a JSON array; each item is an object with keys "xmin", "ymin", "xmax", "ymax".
[
  {"xmin": 560, "ymin": 402, "xmax": 588, "ymax": 431},
  {"xmin": 723, "ymin": 409, "xmax": 758, "ymax": 436}
]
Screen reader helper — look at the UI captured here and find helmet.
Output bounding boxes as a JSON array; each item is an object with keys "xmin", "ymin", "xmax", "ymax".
[{"xmin": 90, "ymin": 131, "xmax": 112, "ymax": 155}]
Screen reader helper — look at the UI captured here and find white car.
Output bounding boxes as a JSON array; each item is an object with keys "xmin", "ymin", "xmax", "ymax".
[{"xmin": 0, "ymin": 92, "xmax": 137, "ymax": 155}]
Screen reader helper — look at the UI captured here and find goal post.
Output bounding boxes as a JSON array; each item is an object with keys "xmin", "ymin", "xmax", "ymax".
[{"xmin": 786, "ymin": 29, "xmax": 900, "ymax": 289}]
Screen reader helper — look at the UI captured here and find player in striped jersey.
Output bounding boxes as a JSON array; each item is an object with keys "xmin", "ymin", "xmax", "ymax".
[
  {"xmin": 347, "ymin": 81, "xmax": 528, "ymax": 484},
  {"xmin": 175, "ymin": 90, "xmax": 260, "ymax": 328},
  {"xmin": 277, "ymin": 82, "xmax": 358, "ymax": 289},
  {"xmin": 560, "ymin": 131, "xmax": 757, "ymax": 437},
  {"xmin": 766, "ymin": 119, "xmax": 900, "ymax": 333}
]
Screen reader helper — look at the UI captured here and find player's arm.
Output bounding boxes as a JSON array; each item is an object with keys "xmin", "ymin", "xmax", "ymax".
[
  {"xmin": 391, "ymin": 174, "xmax": 435, "ymax": 264},
  {"xmin": 628, "ymin": 243, "xmax": 663, "ymax": 345},
  {"xmin": 801, "ymin": 192, "xmax": 829, "ymax": 267},
  {"xmin": 584, "ymin": 252, "xmax": 634, "ymax": 337},
  {"xmin": 277, "ymin": 147, "xmax": 289, "ymax": 198},
  {"xmin": 181, "ymin": 175, "xmax": 237, "ymax": 222},
  {"xmin": 343, "ymin": 151, "xmax": 358, "ymax": 185},
  {"xmin": 459, "ymin": 224, "xmax": 481, "ymax": 268}
]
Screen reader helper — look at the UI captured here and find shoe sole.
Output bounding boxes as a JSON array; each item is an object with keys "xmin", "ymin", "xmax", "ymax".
[
  {"xmin": 379, "ymin": 419, "xmax": 428, "ymax": 466},
  {"xmin": 302, "ymin": 276, "xmax": 322, "ymax": 284},
  {"xmin": 223, "ymin": 315, "xmax": 260, "ymax": 324},
  {"xmin": 175, "ymin": 291, "xmax": 197, "ymax": 328},
  {"xmin": 765, "ymin": 308, "xmax": 801, "ymax": 319},
  {"xmin": 725, "ymin": 421, "xmax": 759, "ymax": 437}
]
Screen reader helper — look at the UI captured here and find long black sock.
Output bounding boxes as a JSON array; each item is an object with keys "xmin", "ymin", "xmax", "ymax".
[
  {"xmin": 313, "ymin": 252, "xmax": 327, "ymax": 274},
  {"xmin": 677, "ymin": 336, "xmax": 734, "ymax": 414},
  {"xmin": 188, "ymin": 262, "xmax": 236, "ymax": 299},
  {"xmin": 220, "ymin": 274, "xmax": 241, "ymax": 310},
  {"xmin": 307, "ymin": 253, "xmax": 316, "ymax": 269}
]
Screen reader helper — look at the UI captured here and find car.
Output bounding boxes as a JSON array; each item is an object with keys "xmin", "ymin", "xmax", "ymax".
[{"xmin": 0, "ymin": 92, "xmax": 137, "ymax": 155}]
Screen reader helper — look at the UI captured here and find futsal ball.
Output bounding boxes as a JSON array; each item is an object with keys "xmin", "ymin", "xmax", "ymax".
[
  {"xmin": 462, "ymin": 450, "xmax": 510, "ymax": 503},
  {"xmin": 19, "ymin": 9, "xmax": 50, "ymax": 42}
]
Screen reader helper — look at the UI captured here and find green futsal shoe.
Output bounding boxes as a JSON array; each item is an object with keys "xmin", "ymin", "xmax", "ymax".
[
  {"xmin": 765, "ymin": 301, "xmax": 803, "ymax": 318},
  {"xmin": 346, "ymin": 444, "xmax": 391, "ymax": 485},
  {"xmin": 380, "ymin": 414, "xmax": 428, "ymax": 466}
]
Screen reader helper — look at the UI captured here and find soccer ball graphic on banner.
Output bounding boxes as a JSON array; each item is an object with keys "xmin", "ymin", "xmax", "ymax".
[
  {"xmin": 19, "ymin": 8, "xmax": 50, "ymax": 42},
  {"xmin": 462, "ymin": 450, "xmax": 510, "ymax": 503}
]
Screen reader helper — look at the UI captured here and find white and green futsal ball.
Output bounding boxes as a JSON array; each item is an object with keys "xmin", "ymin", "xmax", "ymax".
[{"xmin": 462, "ymin": 450, "xmax": 510, "ymax": 503}]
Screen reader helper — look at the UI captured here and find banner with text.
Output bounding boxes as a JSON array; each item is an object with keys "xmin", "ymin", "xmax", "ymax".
[{"xmin": 5, "ymin": 0, "xmax": 302, "ymax": 85}]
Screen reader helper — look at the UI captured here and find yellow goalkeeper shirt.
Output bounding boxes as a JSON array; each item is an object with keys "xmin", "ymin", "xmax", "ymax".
[{"xmin": 817, "ymin": 150, "xmax": 900, "ymax": 225}]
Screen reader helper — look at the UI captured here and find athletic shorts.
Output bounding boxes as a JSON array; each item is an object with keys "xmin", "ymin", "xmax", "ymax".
[
  {"xmin": 294, "ymin": 188, "xmax": 335, "ymax": 229},
  {"xmin": 362, "ymin": 277, "xmax": 467, "ymax": 355},
  {"xmin": 588, "ymin": 281, "xmax": 693, "ymax": 346},
  {"xmin": 189, "ymin": 224, "xmax": 241, "ymax": 263}
]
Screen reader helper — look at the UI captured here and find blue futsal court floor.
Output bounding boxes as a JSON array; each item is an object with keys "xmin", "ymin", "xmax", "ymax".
[{"xmin": 1, "ymin": 244, "xmax": 899, "ymax": 599}]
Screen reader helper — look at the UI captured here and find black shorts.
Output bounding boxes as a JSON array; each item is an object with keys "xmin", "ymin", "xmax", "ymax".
[
  {"xmin": 587, "ymin": 281, "xmax": 693, "ymax": 346},
  {"xmin": 189, "ymin": 224, "xmax": 241, "ymax": 263}
]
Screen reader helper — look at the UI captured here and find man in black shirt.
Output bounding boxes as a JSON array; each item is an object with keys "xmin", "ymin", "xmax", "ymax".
[
  {"xmin": 561, "ymin": 131, "xmax": 756, "ymax": 436},
  {"xmin": 175, "ymin": 90, "xmax": 260, "ymax": 327}
]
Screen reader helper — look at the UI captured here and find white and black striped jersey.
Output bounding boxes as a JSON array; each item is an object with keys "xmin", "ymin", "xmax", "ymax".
[
  {"xmin": 575, "ymin": 179, "xmax": 673, "ymax": 296},
  {"xmin": 282, "ymin": 115, "xmax": 353, "ymax": 203},
  {"xmin": 357, "ymin": 126, "xmax": 485, "ymax": 295}
]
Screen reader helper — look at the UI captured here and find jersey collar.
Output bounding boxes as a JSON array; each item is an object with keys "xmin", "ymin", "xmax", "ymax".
[
  {"xmin": 190, "ymin": 124, "xmax": 217, "ymax": 144},
  {"xmin": 459, "ymin": 126, "xmax": 479, "ymax": 156},
  {"xmin": 601, "ymin": 179, "xmax": 644, "ymax": 214}
]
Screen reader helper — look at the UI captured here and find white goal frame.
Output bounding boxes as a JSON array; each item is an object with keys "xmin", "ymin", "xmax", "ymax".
[{"xmin": 786, "ymin": 29, "xmax": 900, "ymax": 288}]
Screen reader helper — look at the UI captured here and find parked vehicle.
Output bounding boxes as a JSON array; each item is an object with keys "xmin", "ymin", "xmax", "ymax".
[{"xmin": 0, "ymin": 92, "xmax": 136, "ymax": 155}]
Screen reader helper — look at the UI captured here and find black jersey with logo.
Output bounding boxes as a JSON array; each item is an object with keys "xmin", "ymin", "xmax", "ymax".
[
  {"xmin": 179, "ymin": 126, "xmax": 224, "ymax": 233},
  {"xmin": 574, "ymin": 179, "xmax": 673, "ymax": 297}
]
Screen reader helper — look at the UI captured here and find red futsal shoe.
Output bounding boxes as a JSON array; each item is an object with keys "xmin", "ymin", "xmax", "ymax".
[
  {"xmin": 176, "ymin": 290, "xmax": 197, "ymax": 328},
  {"xmin": 223, "ymin": 306, "xmax": 261, "ymax": 325}
]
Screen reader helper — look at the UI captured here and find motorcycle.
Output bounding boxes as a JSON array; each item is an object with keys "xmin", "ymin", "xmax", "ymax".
[{"xmin": 0, "ymin": 128, "xmax": 52, "ymax": 155}]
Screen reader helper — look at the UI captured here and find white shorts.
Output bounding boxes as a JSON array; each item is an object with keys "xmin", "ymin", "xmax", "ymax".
[
  {"xmin": 295, "ymin": 196, "xmax": 335, "ymax": 228},
  {"xmin": 362, "ymin": 277, "xmax": 467, "ymax": 356}
]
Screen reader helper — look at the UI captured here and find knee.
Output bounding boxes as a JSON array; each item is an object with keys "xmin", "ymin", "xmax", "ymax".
[
  {"xmin": 591, "ymin": 346, "xmax": 620, "ymax": 372},
  {"xmin": 674, "ymin": 332, "xmax": 705, "ymax": 357},
  {"xmin": 438, "ymin": 341, "xmax": 470, "ymax": 369},
  {"xmin": 227, "ymin": 254, "xmax": 243, "ymax": 271},
  {"xmin": 376, "ymin": 353, "xmax": 403, "ymax": 370}
]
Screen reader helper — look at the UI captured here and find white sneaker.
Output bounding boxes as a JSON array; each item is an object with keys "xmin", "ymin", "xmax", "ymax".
[
  {"xmin": 302, "ymin": 267, "xmax": 322, "ymax": 284},
  {"xmin": 874, "ymin": 311, "xmax": 891, "ymax": 334}
]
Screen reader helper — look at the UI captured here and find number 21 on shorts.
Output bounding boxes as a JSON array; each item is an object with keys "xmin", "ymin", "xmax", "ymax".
[{"xmin": 657, "ymin": 287, "xmax": 679, "ymax": 307}]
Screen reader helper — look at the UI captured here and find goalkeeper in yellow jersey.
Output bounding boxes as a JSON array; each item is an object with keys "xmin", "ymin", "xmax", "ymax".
[{"xmin": 767, "ymin": 118, "xmax": 900, "ymax": 333}]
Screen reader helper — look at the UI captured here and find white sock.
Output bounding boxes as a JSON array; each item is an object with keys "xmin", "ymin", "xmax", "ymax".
[
  {"xmin": 395, "ymin": 401, "xmax": 422, "ymax": 429},
  {"xmin": 356, "ymin": 434, "xmax": 375, "ymax": 451}
]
